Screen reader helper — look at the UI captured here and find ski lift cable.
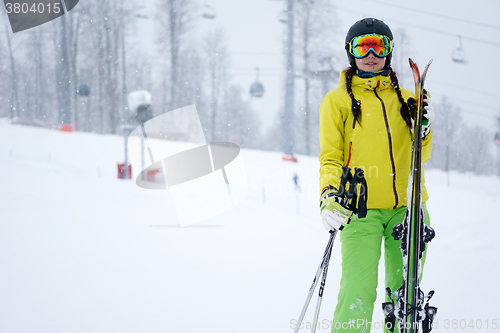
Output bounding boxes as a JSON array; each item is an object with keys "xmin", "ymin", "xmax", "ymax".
[
  {"xmin": 361, "ymin": 0, "xmax": 500, "ymax": 31},
  {"xmin": 336, "ymin": 6, "xmax": 500, "ymax": 48},
  {"xmin": 431, "ymin": 96, "xmax": 496, "ymax": 118},
  {"xmin": 232, "ymin": 67, "xmax": 282, "ymax": 72},
  {"xmin": 460, "ymin": 109, "xmax": 495, "ymax": 118},
  {"xmin": 447, "ymin": 97, "xmax": 499, "ymax": 114},
  {"xmin": 383, "ymin": 19, "xmax": 500, "ymax": 48},
  {"xmin": 232, "ymin": 52, "xmax": 281, "ymax": 56},
  {"xmin": 428, "ymin": 79, "xmax": 500, "ymax": 100},
  {"xmin": 229, "ymin": 71, "xmax": 281, "ymax": 77}
]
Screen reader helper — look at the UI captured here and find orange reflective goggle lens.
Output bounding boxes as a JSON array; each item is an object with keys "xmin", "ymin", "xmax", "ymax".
[{"xmin": 349, "ymin": 34, "xmax": 392, "ymax": 59}]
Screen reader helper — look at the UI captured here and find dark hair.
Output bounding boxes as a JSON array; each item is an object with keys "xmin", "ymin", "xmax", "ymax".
[
  {"xmin": 345, "ymin": 67, "xmax": 412, "ymax": 128},
  {"xmin": 389, "ymin": 69, "xmax": 413, "ymax": 128},
  {"xmin": 345, "ymin": 67, "xmax": 362, "ymax": 124}
]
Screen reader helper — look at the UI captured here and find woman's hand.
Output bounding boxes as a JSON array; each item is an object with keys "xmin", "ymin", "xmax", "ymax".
[
  {"xmin": 320, "ymin": 189, "xmax": 353, "ymax": 232},
  {"xmin": 422, "ymin": 91, "xmax": 434, "ymax": 139},
  {"xmin": 407, "ymin": 90, "xmax": 434, "ymax": 139}
]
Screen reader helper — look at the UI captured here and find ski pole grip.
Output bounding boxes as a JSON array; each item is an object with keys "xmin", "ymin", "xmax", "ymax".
[
  {"xmin": 337, "ymin": 166, "xmax": 351, "ymax": 198},
  {"xmin": 348, "ymin": 168, "xmax": 368, "ymax": 218},
  {"xmin": 357, "ymin": 174, "xmax": 368, "ymax": 218},
  {"xmin": 351, "ymin": 168, "xmax": 368, "ymax": 218},
  {"xmin": 346, "ymin": 168, "xmax": 359, "ymax": 200}
]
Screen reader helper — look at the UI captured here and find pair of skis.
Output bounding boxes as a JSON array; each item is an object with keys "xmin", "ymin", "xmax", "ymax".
[{"xmin": 383, "ymin": 59, "xmax": 437, "ymax": 333}]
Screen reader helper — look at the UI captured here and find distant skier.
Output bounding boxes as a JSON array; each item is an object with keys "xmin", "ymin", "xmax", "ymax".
[
  {"xmin": 318, "ymin": 18, "xmax": 435, "ymax": 332},
  {"xmin": 293, "ymin": 172, "xmax": 301, "ymax": 192}
]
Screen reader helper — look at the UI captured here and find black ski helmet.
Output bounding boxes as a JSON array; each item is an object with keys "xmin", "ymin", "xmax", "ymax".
[{"xmin": 345, "ymin": 18, "xmax": 394, "ymax": 69}]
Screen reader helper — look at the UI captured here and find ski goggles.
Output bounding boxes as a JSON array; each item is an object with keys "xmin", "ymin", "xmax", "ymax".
[{"xmin": 348, "ymin": 34, "xmax": 393, "ymax": 59}]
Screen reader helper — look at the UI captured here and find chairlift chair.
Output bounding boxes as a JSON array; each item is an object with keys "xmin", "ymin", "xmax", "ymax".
[
  {"xmin": 202, "ymin": 1, "xmax": 216, "ymax": 19},
  {"xmin": 250, "ymin": 68, "xmax": 265, "ymax": 98},
  {"xmin": 278, "ymin": 10, "xmax": 287, "ymax": 23},
  {"xmin": 451, "ymin": 35, "xmax": 467, "ymax": 64}
]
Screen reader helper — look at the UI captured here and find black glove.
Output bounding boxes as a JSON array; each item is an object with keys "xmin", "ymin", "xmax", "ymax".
[{"xmin": 406, "ymin": 90, "xmax": 434, "ymax": 139}]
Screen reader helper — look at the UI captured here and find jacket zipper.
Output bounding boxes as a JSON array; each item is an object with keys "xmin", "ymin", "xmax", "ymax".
[
  {"xmin": 347, "ymin": 118, "xmax": 356, "ymax": 167},
  {"xmin": 374, "ymin": 86, "xmax": 399, "ymax": 209}
]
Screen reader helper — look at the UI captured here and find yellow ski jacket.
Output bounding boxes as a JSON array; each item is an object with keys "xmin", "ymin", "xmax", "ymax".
[{"xmin": 319, "ymin": 70, "xmax": 432, "ymax": 209}]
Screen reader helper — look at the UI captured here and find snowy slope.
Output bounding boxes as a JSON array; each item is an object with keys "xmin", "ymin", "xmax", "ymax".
[{"xmin": 1, "ymin": 120, "xmax": 499, "ymax": 332}]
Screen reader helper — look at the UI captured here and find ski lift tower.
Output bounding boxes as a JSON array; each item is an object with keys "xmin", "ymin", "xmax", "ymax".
[
  {"xmin": 281, "ymin": 0, "xmax": 295, "ymax": 160},
  {"xmin": 120, "ymin": 4, "xmax": 148, "ymax": 179},
  {"xmin": 276, "ymin": 0, "xmax": 315, "ymax": 161},
  {"xmin": 128, "ymin": 90, "xmax": 153, "ymax": 180},
  {"xmin": 495, "ymin": 114, "xmax": 500, "ymax": 177}
]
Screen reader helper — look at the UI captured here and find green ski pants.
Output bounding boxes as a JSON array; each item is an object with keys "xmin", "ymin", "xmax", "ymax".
[{"xmin": 331, "ymin": 204, "xmax": 430, "ymax": 333}]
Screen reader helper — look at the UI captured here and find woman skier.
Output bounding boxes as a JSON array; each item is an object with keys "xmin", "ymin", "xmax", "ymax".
[{"xmin": 319, "ymin": 18, "xmax": 434, "ymax": 332}]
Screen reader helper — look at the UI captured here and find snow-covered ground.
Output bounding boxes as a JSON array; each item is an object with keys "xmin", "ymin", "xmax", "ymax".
[{"xmin": 1, "ymin": 119, "xmax": 499, "ymax": 332}]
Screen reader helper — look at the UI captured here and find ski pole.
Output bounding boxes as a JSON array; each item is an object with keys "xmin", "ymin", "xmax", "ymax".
[
  {"xmin": 310, "ymin": 230, "xmax": 336, "ymax": 333},
  {"xmin": 293, "ymin": 229, "xmax": 337, "ymax": 333},
  {"xmin": 293, "ymin": 167, "xmax": 367, "ymax": 333}
]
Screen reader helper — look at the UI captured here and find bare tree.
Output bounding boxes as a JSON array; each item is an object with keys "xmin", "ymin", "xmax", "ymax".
[
  {"xmin": 427, "ymin": 96, "xmax": 496, "ymax": 179},
  {"xmin": 294, "ymin": 0, "xmax": 339, "ymax": 155},
  {"xmin": 392, "ymin": 28, "xmax": 413, "ymax": 89},
  {"xmin": 203, "ymin": 26, "xmax": 228, "ymax": 141},
  {"xmin": 83, "ymin": 0, "xmax": 118, "ymax": 134},
  {"xmin": 466, "ymin": 126, "xmax": 494, "ymax": 174},
  {"xmin": 102, "ymin": 0, "xmax": 120, "ymax": 134},
  {"xmin": 2, "ymin": 14, "xmax": 20, "ymax": 119},
  {"xmin": 57, "ymin": 10, "xmax": 72, "ymax": 126},
  {"xmin": 297, "ymin": 1, "xmax": 312, "ymax": 155},
  {"xmin": 157, "ymin": 0, "xmax": 196, "ymax": 110},
  {"xmin": 0, "ymin": 34, "xmax": 8, "ymax": 117},
  {"xmin": 67, "ymin": 6, "xmax": 82, "ymax": 130},
  {"xmin": 442, "ymin": 97, "xmax": 459, "ymax": 186},
  {"xmin": 427, "ymin": 96, "xmax": 461, "ymax": 185},
  {"xmin": 220, "ymin": 85, "xmax": 261, "ymax": 148}
]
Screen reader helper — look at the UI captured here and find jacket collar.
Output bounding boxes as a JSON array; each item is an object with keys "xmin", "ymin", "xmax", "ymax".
[{"xmin": 339, "ymin": 69, "xmax": 393, "ymax": 91}]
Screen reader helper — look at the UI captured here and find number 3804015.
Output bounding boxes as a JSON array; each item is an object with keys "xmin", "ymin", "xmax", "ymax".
[{"xmin": 5, "ymin": 2, "xmax": 61, "ymax": 14}]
